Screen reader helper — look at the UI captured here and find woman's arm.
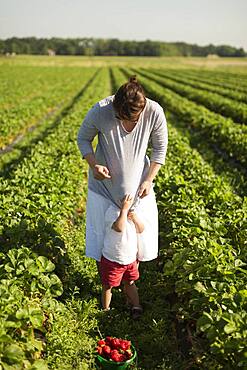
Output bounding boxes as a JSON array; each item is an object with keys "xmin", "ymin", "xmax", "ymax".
[
  {"xmin": 77, "ymin": 108, "xmax": 99, "ymax": 158},
  {"xmin": 150, "ymin": 106, "xmax": 168, "ymax": 165},
  {"xmin": 138, "ymin": 161, "xmax": 161, "ymax": 198},
  {"xmin": 77, "ymin": 105, "xmax": 111, "ymax": 180},
  {"xmin": 84, "ymin": 153, "xmax": 111, "ymax": 180},
  {"xmin": 139, "ymin": 106, "xmax": 168, "ymax": 198}
]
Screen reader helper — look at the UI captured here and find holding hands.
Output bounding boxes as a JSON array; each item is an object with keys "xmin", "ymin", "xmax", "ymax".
[
  {"xmin": 121, "ymin": 195, "xmax": 143, "ymax": 231},
  {"xmin": 127, "ymin": 211, "xmax": 135, "ymax": 221},
  {"xmin": 113, "ymin": 194, "xmax": 145, "ymax": 234},
  {"xmin": 121, "ymin": 195, "xmax": 144, "ymax": 234}
]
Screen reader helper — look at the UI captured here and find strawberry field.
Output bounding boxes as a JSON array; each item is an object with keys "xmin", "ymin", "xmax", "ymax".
[{"xmin": 0, "ymin": 56, "xmax": 246, "ymax": 370}]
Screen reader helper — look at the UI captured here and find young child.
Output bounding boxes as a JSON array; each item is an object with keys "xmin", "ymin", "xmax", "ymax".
[{"xmin": 100, "ymin": 194, "xmax": 144, "ymax": 319}]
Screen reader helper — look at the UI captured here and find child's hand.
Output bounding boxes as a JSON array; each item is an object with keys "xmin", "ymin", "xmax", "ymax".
[
  {"xmin": 121, "ymin": 194, "xmax": 133, "ymax": 211},
  {"xmin": 128, "ymin": 210, "xmax": 145, "ymax": 233},
  {"xmin": 127, "ymin": 211, "xmax": 135, "ymax": 220}
]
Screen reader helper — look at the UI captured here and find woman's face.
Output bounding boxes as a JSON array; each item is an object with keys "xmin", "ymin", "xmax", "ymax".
[{"xmin": 115, "ymin": 98, "xmax": 146, "ymax": 123}]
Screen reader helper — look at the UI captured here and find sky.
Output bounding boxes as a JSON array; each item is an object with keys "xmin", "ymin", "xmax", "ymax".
[{"xmin": 0, "ymin": 0, "xmax": 246, "ymax": 50}]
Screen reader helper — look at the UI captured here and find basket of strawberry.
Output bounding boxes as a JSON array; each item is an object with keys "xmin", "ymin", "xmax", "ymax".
[{"xmin": 96, "ymin": 336, "xmax": 137, "ymax": 369}]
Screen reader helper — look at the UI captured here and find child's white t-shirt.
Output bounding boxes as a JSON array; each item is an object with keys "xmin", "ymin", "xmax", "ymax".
[{"xmin": 102, "ymin": 205, "xmax": 138, "ymax": 265}]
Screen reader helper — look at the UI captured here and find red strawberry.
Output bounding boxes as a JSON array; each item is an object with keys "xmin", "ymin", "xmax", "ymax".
[
  {"xmin": 111, "ymin": 354, "xmax": 118, "ymax": 362},
  {"xmin": 97, "ymin": 339, "xmax": 105, "ymax": 347},
  {"xmin": 111, "ymin": 353, "xmax": 121, "ymax": 362},
  {"xmin": 117, "ymin": 354, "xmax": 126, "ymax": 362},
  {"xmin": 111, "ymin": 338, "xmax": 121, "ymax": 349},
  {"xmin": 102, "ymin": 345, "xmax": 111, "ymax": 357},
  {"xmin": 110, "ymin": 349, "xmax": 120, "ymax": 362},
  {"xmin": 110, "ymin": 349, "xmax": 126, "ymax": 362},
  {"xmin": 110, "ymin": 349, "xmax": 119, "ymax": 355},
  {"xmin": 119, "ymin": 339, "xmax": 131, "ymax": 351},
  {"xmin": 105, "ymin": 336, "xmax": 113, "ymax": 345},
  {"xmin": 97, "ymin": 346, "xmax": 103, "ymax": 355}
]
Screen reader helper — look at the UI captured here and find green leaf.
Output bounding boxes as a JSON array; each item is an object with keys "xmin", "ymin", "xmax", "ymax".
[
  {"xmin": 16, "ymin": 308, "xmax": 29, "ymax": 320},
  {"xmin": 2, "ymin": 344, "xmax": 24, "ymax": 364},
  {"xmin": 194, "ymin": 281, "xmax": 206, "ymax": 293},
  {"xmin": 224, "ymin": 322, "xmax": 237, "ymax": 334},
  {"xmin": 37, "ymin": 256, "xmax": 54, "ymax": 272},
  {"xmin": 27, "ymin": 261, "xmax": 39, "ymax": 276},
  {"xmin": 29, "ymin": 359, "xmax": 49, "ymax": 370},
  {"xmin": 199, "ymin": 219, "xmax": 208, "ymax": 229},
  {"xmin": 29, "ymin": 308, "xmax": 44, "ymax": 328},
  {"xmin": 0, "ymin": 334, "xmax": 12, "ymax": 343},
  {"xmin": 239, "ymin": 290, "xmax": 247, "ymax": 298},
  {"xmin": 2, "ymin": 363, "xmax": 23, "ymax": 370},
  {"xmin": 197, "ymin": 315, "xmax": 212, "ymax": 332}
]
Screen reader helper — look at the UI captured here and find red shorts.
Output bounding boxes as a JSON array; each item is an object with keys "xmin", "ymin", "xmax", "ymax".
[{"xmin": 100, "ymin": 256, "xmax": 139, "ymax": 287}]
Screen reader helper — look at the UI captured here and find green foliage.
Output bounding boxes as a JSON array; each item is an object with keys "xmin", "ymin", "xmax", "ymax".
[
  {"xmin": 149, "ymin": 68, "xmax": 247, "ymax": 105},
  {"xmin": 0, "ymin": 247, "xmax": 62, "ymax": 369},
  {"xmin": 151, "ymin": 119, "xmax": 247, "ymax": 367},
  {"xmin": 143, "ymin": 68, "xmax": 247, "ymax": 124},
  {"xmin": 0, "ymin": 66, "xmax": 97, "ymax": 149}
]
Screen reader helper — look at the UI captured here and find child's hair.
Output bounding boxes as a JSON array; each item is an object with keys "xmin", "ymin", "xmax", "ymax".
[{"xmin": 113, "ymin": 75, "xmax": 146, "ymax": 122}]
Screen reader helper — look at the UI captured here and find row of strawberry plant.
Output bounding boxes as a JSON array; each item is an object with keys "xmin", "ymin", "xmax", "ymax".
[
  {"xmin": 0, "ymin": 68, "xmax": 111, "ymax": 369},
  {"xmin": 126, "ymin": 68, "xmax": 247, "ymax": 168},
  {"xmin": 112, "ymin": 67, "xmax": 247, "ymax": 368},
  {"xmin": 0, "ymin": 65, "xmax": 94, "ymax": 109},
  {"xmin": 168, "ymin": 111, "xmax": 247, "ymax": 199},
  {"xmin": 180, "ymin": 69, "xmax": 247, "ymax": 93},
  {"xmin": 153, "ymin": 69, "xmax": 247, "ymax": 104},
  {"xmin": 0, "ymin": 66, "xmax": 98, "ymax": 150},
  {"xmin": 141, "ymin": 68, "xmax": 247, "ymax": 124},
  {"xmin": 0, "ymin": 68, "xmax": 98, "ymax": 173}
]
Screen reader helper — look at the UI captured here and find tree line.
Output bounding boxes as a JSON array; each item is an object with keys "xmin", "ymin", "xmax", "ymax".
[{"xmin": 0, "ymin": 37, "xmax": 246, "ymax": 57}]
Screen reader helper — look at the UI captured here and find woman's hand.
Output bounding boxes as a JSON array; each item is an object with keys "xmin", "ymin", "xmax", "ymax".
[
  {"xmin": 93, "ymin": 165, "xmax": 111, "ymax": 180},
  {"xmin": 138, "ymin": 180, "xmax": 152, "ymax": 198}
]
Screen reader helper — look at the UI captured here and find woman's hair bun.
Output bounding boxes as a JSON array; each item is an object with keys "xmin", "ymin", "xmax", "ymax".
[
  {"xmin": 129, "ymin": 75, "xmax": 138, "ymax": 84},
  {"xmin": 113, "ymin": 74, "xmax": 146, "ymax": 121}
]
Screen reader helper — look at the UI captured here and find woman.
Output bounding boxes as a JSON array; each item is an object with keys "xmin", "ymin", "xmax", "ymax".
[{"xmin": 77, "ymin": 75, "xmax": 168, "ymax": 265}]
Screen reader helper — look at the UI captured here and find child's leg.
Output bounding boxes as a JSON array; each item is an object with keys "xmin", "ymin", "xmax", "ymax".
[
  {"xmin": 101, "ymin": 284, "xmax": 112, "ymax": 310},
  {"xmin": 123, "ymin": 281, "xmax": 140, "ymax": 307},
  {"xmin": 123, "ymin": 281, "xmax": 143, "ymax": 319}
]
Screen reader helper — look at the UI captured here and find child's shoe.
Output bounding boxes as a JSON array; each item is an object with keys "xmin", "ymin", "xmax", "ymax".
[{"xmin": 131, "ymin": 305, "xmax": 143, "ymax": 320}]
